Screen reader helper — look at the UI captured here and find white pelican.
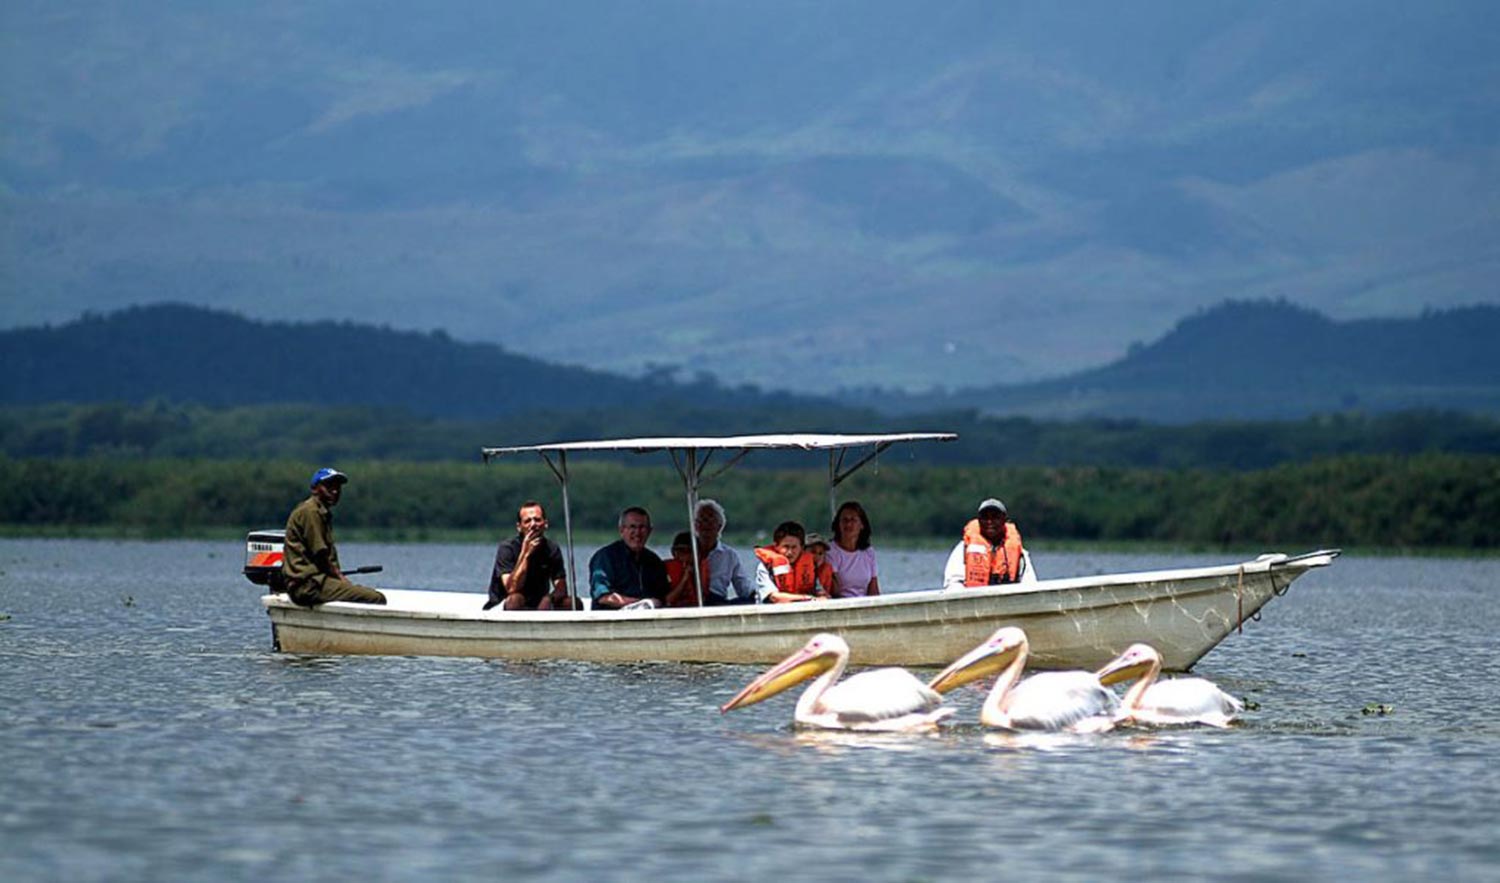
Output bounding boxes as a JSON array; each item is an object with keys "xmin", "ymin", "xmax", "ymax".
[
  {"xmin": 720, "ymin": 633, "xmax": 953, "ymax": 732},
  {"xmin": 927, "ymin": 627, "xmax": 1119, "ymax": 733},
  {"xmin": 1095, "ymin": 643, "xmax": 1243, "ymax": 728}
]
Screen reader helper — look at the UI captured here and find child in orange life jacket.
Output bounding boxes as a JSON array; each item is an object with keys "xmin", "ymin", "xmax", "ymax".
[
  {"xmin": 753, "ymin": 521, "xmax": 833, "ymax": 603},
  {"xmin": 803, "ymin": 532, "xmax": 837, "ymax": 595},
  {"xmin": 664, "ymin": 531, "xmax": 711, "ymax": 607}
]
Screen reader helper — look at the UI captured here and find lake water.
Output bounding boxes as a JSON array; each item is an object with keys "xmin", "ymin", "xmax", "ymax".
[{"xmin": 2, "ymin": 538, "xmax": 1497, "ymax": 882}]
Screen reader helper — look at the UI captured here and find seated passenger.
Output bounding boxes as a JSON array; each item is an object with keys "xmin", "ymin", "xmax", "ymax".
[
  {"xmin": 485, "ymin": 500, "xmax": 572, "ymax": 610},
  {"xmin": 753, "ymin": 521, "xmax": 831, "ymax": 604},
  {"xmin": 664, "ymin": 531, "xmax": 710, "ymax": 608},
  {"xmin": 826, "ymin": 500, "xmax": 880, "ymax": 598},
  {"xmin": 942, "ymin": 497, "xmax": 1029, "ymax": 589},
  {"xmin": 589, "ymin": 506, "xmax": 670, "ymax": 610},
  {"xmin": 803, "ymin": 532, "xmax": 837, "ymax": 596},
  {"xmin": 692, "ymin": 499, "xmax": 756, "ymax": 605}
]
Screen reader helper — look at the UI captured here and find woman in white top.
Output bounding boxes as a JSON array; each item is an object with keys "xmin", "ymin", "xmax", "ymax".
[{"xmin": 825, "ymin": 500, "xmax": 880, "ymax": 598}]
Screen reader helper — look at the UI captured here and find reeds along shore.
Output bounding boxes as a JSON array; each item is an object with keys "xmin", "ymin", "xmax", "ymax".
[{"xmin": 2, "ymin": 454, "xmax": 1496, "ymax": 549}]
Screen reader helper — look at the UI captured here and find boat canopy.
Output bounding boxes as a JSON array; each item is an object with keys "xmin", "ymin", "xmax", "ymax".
[
  {"xmin": 481, "ymin": 432, "xmax": 955, "ymax": 457},
  {"xmin": 481, "ymin": 432, "xmax": 956, "ymax": 609}
]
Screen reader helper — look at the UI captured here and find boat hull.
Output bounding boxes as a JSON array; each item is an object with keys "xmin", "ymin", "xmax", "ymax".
[{"xmin": 263, "ymin": 550, "xmax": 1337, "ymax": 671}]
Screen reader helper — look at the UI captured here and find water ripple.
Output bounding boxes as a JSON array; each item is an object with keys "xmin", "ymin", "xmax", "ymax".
[{"xmin": 2, "ymin": 540, "xmax": 1498, "ymax": 881}]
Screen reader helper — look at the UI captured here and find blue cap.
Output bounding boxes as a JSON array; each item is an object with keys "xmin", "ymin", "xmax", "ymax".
[{"xmin": 310, "ymin": 467, "xmax": 348, "ymax": 488}]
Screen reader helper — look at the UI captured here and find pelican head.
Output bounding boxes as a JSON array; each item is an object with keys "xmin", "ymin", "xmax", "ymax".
[
  {"xmin": 720, "ymin": 633, "xmax": 847, "ymax": 713},
  {"xmin": 1095, "ymin": 643, "xmax": 1162, "ymax": 687},
  {"xmin": 927, "ymin": 626, "xmax": 1027, "ymax": 695}
]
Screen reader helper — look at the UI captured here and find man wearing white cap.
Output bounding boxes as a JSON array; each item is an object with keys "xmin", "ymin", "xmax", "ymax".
[
  {"xmin": 281, "ymin": 467, "xmax": 387, "ymax": 607},
  {"xmin": 942, "ymin": 498, "xmax": 1031, "ymax": 590}
]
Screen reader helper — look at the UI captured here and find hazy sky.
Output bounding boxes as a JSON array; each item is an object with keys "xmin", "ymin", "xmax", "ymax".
[{"xmin": 3, "ymin": 2, "xmax": 1497, "ymax": 388}]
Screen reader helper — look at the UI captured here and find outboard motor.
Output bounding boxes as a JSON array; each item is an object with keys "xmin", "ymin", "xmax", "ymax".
[{"xmin": 244, "ymin": 529, "xmax": 287, "ymax": 592}]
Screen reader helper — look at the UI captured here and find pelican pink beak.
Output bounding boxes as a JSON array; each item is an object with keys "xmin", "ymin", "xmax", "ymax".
[
  {"xmin": 927, "ymin": 627, "xmax": 1026, "ymax": 695},
  {"xmin": 1095, "ymin": 643, "xmax": 1159, "ymax": 687},
  {"xmin": 720, "ymin": 638, "xmax": 840, "ymax": 713}
]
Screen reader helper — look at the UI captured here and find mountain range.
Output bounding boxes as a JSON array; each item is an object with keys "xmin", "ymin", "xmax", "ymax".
[
  {"xmin": 858, "ymin": 300, "xmax": 1500, "ymax": 421},
  {"xmin": 4, "ymin": 3, "xmax": 1498, "ymax": 391},
  {"xmin": 0, "ymin": 303, "xmax": 802, "ymax": 419},
  {"xmin": 3, "ymin": 300, "xmax": 1496, "ymax": 424}
]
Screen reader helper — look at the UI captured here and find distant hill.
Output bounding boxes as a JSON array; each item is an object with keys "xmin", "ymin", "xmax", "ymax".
[
  {"xmin": 843, "ymin": 301, "xmax": 1500, "ymax": 422},
  {"xmin": 4, "ymin": 300, "xmax": 1498, "ymax": 426},
  {"xmin": 0, "ymin": 303, "xmax": 822, "ymax": 419}
]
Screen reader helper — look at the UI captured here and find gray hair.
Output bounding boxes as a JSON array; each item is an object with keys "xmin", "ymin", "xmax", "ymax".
[
  {"xmin": 695, "ymin": 499, "xmax": 726, "ymax": 530},
  {"xmin": 618, "ymin": 506, "xmax": 652, "ymax": 529}
]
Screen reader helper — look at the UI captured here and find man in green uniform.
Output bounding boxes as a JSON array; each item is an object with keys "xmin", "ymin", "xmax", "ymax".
[{"xmin": 281, "ymin": 467, "xmax": 387, "ymax": 606}]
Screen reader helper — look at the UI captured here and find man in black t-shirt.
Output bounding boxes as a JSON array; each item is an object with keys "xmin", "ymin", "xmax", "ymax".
[{"xmin": 484, "ymin": 500, "xmax": 572, "ymax": 610}]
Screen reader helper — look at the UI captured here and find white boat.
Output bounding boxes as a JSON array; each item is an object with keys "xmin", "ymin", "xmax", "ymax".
[{"xmin": 252, "ymin": 433, "xmax": 1340, "ymax": 671}]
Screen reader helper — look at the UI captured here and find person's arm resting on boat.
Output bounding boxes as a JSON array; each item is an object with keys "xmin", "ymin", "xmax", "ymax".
[
  {"xmin": 754, "ymin": 560, "xmax": 777, "ymax": 603},
  {"xmin": 589, "ymin": 544, "xmax": 640, "ymax": 610}
]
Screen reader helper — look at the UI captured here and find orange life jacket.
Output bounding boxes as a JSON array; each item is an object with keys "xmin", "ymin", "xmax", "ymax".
[
  {"xmin": 810, "ymin": 557, "xmax": 835, "ymax": 594},
  {"xmin": 962, "ymin": 519, "xmax": 1024, "ymax": 586},
  {"xmin": 754, "ymin": 546, "xmax": 830, "ymax": 595},
  {"xmin": 664, "ymin": 557, "xmax": 712, "ymax": 607}
]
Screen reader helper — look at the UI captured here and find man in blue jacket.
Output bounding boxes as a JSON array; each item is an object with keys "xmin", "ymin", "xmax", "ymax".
[{"xmin": 589, "ymin": 506, "xmax": 670, "ymax": 610}]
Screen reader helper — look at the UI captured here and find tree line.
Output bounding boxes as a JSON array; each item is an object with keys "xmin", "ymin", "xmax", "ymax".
[
  {"xmin": 3, "ymin": 454, "xmax": 1495, "ymax": 549},
  {"xmin": 3, "ymin": 402, "xmax": 1499, "ymax": 471}
]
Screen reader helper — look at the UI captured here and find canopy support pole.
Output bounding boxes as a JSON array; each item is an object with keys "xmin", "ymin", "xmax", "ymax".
[
  {"xmin": 537, "ymin": 451, "xmax": 580, "ymax": 610},
  {"xmin": 701, "ymin": 449, "xmax": 752, "ymax": 484},
  {"xmin": 827, "ymin": 450, "xmax": 841, "ymax": 520},
  {"xmin": 670, "ymin": 447, "xmax": 706, "ymax": 608},
  {"xmin": 827, "ymin": 441, "xmax": 894, "ymax": 519}
]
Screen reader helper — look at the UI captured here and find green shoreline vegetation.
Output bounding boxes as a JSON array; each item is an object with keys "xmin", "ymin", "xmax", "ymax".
[
  {"xmin": 3, "ymin": 454, "xmax": 1496, "ymax": 551},
  {"xmin": 6, "ymin": 402, "xmax": 1500, "ymax": 471}
]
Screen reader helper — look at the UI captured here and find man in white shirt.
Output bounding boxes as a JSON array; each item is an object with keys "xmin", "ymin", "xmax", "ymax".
[{"xmin": 693, "ymin": 499, "xmax": 756, "ymax": 604}]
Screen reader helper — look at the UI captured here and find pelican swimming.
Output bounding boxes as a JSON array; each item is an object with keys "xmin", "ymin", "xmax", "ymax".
[
  {"xmin": 720, "ymin": 633, "xmax": 953, "ymax": 731},
  {"xmin": 927, "ymin": 627, "xmax": 1119, "ymax": 733},
  {"xmin": 1095, "ymin": 643, "xmax": 1243, "ymax": 727}
]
